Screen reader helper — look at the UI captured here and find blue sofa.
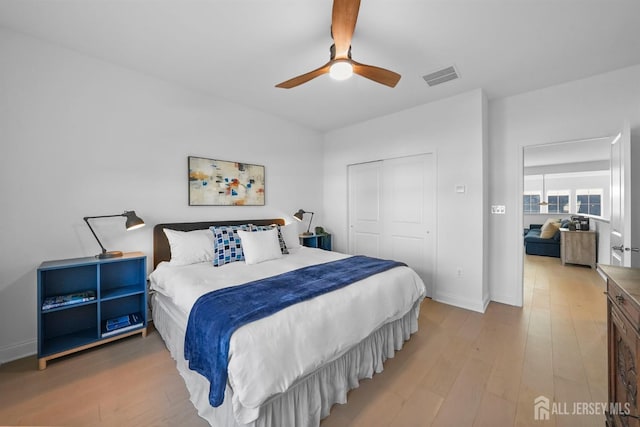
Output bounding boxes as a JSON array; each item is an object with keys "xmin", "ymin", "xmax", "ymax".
[{"xmin": 524, "ymin": 222, "xmax": 564, "ymax": 258}]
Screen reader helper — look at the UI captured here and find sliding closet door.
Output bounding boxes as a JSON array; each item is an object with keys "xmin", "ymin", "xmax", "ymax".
[
  {"xmin": 383, "ymin": 154, "xmax": 435, "ymax": 296},
  {"xmin": 348, "ymin": 161, "xmax": 383, "ymax": 257},
  {"xmin": 348, "ymin": 154, "xmax": 435, "ymax": 296}
]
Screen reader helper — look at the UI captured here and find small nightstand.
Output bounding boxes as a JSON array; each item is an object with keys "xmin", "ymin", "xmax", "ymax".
[
  {"xmin": 37, "ymin": 252, "xmax": 147, "ymax": 369},
  {"xmin": 560, "ymin": 228, "xmax": 597, "ymax": 268},
  {"xmin": 299, "ymin": 234, "xmax": 332, "ymax": 251}
]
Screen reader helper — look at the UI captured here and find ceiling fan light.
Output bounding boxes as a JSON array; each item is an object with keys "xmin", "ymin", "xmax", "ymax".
[{"xmin": 329, "ymin": 61, "xmax": 353, "ymax": 80}]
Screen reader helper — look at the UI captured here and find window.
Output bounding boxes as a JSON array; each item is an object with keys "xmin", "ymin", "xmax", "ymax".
[
  {"xmin": 576, "ymin": 189, "xmax": 602, "ymax": 216},
  {"xmin": 523, "ymin": 192, "xmax": 541, "ymax": 214},
  {"xmin": 547, "ymin": 190, "xmax": 570, "ymax": 214}
]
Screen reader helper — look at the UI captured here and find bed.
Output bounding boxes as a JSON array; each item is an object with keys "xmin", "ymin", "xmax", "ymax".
[{"xmin": 149, "ymin": 219, "xmax": 427, "ymax": 426}]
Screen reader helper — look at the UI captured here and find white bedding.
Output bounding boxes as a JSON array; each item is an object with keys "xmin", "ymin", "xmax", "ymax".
[{"xmin": 149, "ymin": 246, "xmax": 426, "ymax": 424}]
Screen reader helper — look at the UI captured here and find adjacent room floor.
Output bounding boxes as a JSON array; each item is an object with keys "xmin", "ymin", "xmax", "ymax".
[{"xmin": 0, "ymin": 255, "xmax": 607, "ymax": 426}]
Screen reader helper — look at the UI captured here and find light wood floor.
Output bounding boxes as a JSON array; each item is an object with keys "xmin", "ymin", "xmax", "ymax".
[{"xmin": 0, "ymin": 255, "xmax": 607, "ymax": 426}]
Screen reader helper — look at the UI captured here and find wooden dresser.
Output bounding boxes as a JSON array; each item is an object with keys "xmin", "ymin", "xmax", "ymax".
[{"xmin": 601, "ymin": 264, "xmax": 640, "ymax": 426}]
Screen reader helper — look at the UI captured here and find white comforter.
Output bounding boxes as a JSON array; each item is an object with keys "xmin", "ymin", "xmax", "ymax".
[{"xmin": 149, "ymin": 247, "xmax": 426, "ymax": 423}]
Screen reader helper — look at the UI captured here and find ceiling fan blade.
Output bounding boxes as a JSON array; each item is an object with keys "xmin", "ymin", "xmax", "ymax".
[
  {"xmin": 352, "ymin": 61, "xmax": 401, "ymax": 88},
  {"xmin": 332, "ymin": 0, "xmax": 361, "ymax": 58},
  {"xmin": 275, "ymin": 62, "xmax": 332, "ymax": 89}
]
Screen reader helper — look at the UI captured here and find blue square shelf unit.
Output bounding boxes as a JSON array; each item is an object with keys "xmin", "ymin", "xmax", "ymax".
[
  {"xmin": 37, "ymin": 252, "xmax": 147, "ymax": 369},
  {"xmin": 299, "ymin": 234, "xmax": 332, "ymax": 251}
]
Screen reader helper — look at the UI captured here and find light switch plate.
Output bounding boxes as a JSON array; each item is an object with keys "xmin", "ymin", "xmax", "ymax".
[{"xmin": 491, "ymin": 205, "xmax": 506, "ymax": 214}]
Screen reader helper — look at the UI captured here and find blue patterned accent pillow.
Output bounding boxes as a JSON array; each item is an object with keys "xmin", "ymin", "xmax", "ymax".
[
  {"xmin": 249, "ymin": 224, "xmax": 289, "ymax": 255},
  {"xmin": 210, "ymin": 225, "xmax": 251, "ymax": 266}
]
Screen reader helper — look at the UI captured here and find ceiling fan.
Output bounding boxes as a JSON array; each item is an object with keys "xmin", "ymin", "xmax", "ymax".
[{"xmin": 275, "ymin": 0, "xmax": 401, "ymax": 89}]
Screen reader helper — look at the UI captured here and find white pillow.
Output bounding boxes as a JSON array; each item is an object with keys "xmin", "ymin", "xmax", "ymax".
[
  {"xmin": 163, "ymin": 228, "xmax": 215, "ymax": 266},
  {"xmin": 280, "ymin": 223, "xmax": 301, "ymax": 250},
  {"xmin": 237, "ymin": 229, "xmax": 283, "ymax": 265}
]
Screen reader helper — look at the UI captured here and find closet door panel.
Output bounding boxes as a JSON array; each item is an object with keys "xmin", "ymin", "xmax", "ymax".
[
  {"xmin": 348, "ymin": 161, "xmax": 383, "ymax": 257},
  {"xmin": 383, "ymin": 155, "xmax": 435, "ymax": 297}
]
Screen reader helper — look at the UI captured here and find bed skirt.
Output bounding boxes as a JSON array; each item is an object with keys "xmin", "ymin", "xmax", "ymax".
[{"xmin": 152, "ymin": 292, "xmax": 422, "ymax": 426}]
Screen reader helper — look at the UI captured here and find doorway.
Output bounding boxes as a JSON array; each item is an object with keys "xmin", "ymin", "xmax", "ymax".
[{"xmin": 519, "ymin": 130, "xmax": 631, "ymax": 299}]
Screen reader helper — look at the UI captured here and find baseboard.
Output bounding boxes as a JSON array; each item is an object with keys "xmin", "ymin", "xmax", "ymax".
[
  {"xmin": 433, "ymin": 290, "xmax": 487, "ymax": 313},
  {"xmin": 482, "ymin": 294, "xmax": 491, "ymax": 312},
  {"xmin": 490, "ymin": 292, "xmax": 522, "ymax": 307},
  {"xmin": 0, "ymin": 338, "xmax": 36, "ymax": 365}
]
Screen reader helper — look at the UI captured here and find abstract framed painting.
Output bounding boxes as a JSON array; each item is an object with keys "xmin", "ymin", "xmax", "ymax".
[{"xmin": 188, "ymin": 156, "xmax": 265, "ymax": 206}]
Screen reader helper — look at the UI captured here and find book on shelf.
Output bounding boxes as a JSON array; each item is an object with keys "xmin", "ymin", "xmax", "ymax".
[
  {"xmin": 42, "ymin": 290, "xmax": 96, "ymax": 310},
  {"xmin": 102, "ymin": 312, "xmax": 143, "ymax": 338}
]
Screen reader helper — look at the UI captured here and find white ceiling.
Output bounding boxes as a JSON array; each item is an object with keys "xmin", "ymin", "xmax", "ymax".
[{"xmin": 1, "ymin": 0, "xmax": 639, "ymax": 131}]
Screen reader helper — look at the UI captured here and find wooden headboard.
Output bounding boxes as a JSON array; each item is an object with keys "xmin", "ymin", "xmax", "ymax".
[{"xmin": 153, "ymin": 218, "xmax": 286, "ymax": 268}]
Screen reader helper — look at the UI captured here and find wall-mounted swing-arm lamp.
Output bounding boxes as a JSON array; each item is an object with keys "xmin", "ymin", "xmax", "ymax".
[
  {"xmin": 83, "ymin": 211, "xmax": 145, "ymax": 259},
  {"xmin": 293, "ymin": 209, "xmax": 314, "ymax": 236}
]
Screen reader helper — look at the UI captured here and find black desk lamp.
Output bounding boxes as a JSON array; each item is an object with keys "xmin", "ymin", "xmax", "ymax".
[
  {"xmin": 83, "ymin": 211, "xmax": 145, "ymax": 259},
  {"xmin": 294, "ymin": 209, "xmax": 314, "ymax": 236}
]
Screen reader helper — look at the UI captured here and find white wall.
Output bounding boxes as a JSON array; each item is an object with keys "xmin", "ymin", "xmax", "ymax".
[
  {"xmin": 0, "ymin": 28, "xmax": 323, "ymax": 363},
  {"xmin": 323, "ymin": 89, "xmax": 489, "ymax": 313},
  {"xmin": 489, "ymin": 64, "xmax": 640, "ymax": 306}
]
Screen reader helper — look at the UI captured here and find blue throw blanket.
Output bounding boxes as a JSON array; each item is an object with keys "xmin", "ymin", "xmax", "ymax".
[{"xmin": 184, "ymin": 255, "xmax": 406, "ymax": 407}]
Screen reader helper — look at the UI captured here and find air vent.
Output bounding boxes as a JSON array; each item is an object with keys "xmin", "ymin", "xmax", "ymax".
[{"xmin": 422, "ymin": 66, "xmax": 459, "ymax": 87}]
